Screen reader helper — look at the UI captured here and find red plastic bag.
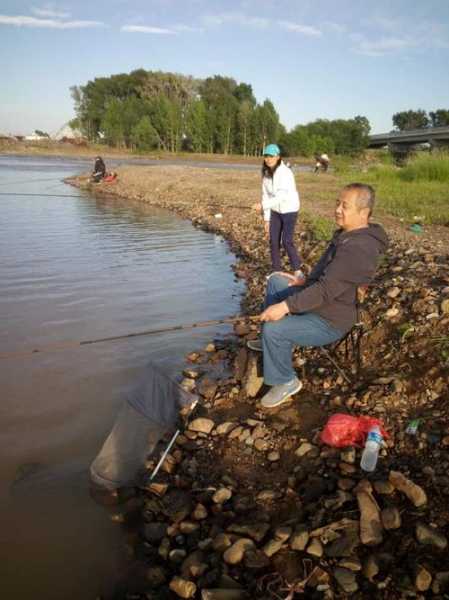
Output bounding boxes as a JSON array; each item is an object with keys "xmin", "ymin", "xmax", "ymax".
[{"xmin": 320, "ymin": 413, "xmax": 388, "ymax": 448}]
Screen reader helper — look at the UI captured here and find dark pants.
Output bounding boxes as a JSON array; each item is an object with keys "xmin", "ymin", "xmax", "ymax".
[{"xmin": 269, "ymin": 210, "xmax": 301, "ymax": 271}]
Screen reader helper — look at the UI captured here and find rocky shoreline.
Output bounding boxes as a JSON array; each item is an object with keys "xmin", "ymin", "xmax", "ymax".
[{"xmin": 70, "ymin": 167, "xmax": 449, "ymax": 599}]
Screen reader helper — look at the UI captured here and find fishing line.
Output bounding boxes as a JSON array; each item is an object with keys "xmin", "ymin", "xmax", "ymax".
[{"xmin": 0, "ymin": 315, "xmax": 258, "ymax": 361}]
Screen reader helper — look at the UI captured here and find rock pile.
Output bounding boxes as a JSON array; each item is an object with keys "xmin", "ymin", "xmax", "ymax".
[{"xmin": 69, "ymin": 167, "xmax": 449, "ymax": 598}]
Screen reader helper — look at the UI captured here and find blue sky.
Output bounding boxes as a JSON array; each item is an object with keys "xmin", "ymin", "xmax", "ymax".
[{"xmin": 1, "ymin": 0, "xmax": 449, "ymax": 136}]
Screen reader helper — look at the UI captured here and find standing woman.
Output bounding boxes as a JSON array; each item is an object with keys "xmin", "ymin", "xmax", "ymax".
[{"xmin": 253, "ymin": 144, "xmax": 303, "ymax": 278}]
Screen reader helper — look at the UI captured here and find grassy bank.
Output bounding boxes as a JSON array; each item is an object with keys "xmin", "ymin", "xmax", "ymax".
[{"xmin": 343, "ymin": 152, "xmax": 449, "ymax": 225}]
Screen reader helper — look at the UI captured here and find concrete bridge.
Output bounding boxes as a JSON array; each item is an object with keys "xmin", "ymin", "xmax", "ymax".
[{"xmin": 368, "ymin": 126, "xmax": 449, "ymax": 153}]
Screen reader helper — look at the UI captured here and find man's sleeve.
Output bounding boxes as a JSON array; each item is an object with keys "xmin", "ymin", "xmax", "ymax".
[{"xmin": 285, "ymin": 240, "xmax": 377, "ymax": 314}]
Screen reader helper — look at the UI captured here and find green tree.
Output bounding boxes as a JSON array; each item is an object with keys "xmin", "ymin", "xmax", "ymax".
[
  {"xmin": 185, "ymin": 99, "xmax": 208, "ymax": 153},
  {"xmin": 34, "ymin": 129, "xmax": 50, "ymax": 138},
  {"xmin": 392, "ymin": 110, "xmax": 429, "ymax": 131},
  {"xmin": 131, "ymin": 116, "xmax": 159, "ymax": 151},
  {"xmin": 101, "ymin": 98, "xmax": 125, "ymax": 147},
  {"xmin": 429, "ymin": 109, "xmax": 449, "ymax": 127}
]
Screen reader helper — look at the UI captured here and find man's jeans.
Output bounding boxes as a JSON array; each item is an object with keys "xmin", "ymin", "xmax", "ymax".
[{"xmin": 262, "ymin": 274, "xmax": 343, "ymax": 385}]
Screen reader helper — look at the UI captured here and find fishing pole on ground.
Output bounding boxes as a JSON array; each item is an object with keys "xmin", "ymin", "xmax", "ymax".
[{"xmin": 0, "ymin": 314, "xmax": 260, "ymax": 361}]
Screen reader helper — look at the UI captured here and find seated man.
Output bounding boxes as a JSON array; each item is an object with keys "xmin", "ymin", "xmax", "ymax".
[
  {"xmin": 91, "ymin": 156, "xmax": 106, "ymax": 183},
  {"xmin": 248, "ymin": 183, "xmax": 388, "ymax": 408}
]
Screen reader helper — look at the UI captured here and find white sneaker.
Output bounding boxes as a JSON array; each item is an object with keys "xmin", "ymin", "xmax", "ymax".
[
  {"xmin": 247, "ymin": 338, "xmax": 263, "ymax": 352},
  {"xmin": 261, "ymin": 377, "xmax": 302, "ymax": 408}
]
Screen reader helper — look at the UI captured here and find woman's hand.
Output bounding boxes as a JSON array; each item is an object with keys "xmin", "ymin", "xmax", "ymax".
[
  {"xmin": 260, "ymin": 301, "xmax": 289, "ymax": 322},
  {"xmin": 264, "ymin": 221, "xmax": 270, "ymax": 238}
]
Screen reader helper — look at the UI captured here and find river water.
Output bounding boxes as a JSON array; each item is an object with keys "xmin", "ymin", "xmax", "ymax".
[{"xmin": 0, "ymin": 156, "xmax": 244, "ymax": 599}]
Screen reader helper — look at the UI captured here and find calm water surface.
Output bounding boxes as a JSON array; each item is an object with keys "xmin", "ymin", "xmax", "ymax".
[{"xmin": 0, "ymin": 156, "xmax": 243, "ymax": 599}]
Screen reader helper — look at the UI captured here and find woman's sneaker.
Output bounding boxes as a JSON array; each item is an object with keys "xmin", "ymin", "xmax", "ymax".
[
  {"xmin": 261, "ymin": 377, "xmax": 302, "ymax": 408},
  {"xmin": 247, "ymin": 338, "xmax": 263, "ymax": 352}
]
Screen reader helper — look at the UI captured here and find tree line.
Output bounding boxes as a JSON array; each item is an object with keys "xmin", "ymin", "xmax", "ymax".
[
  {"xmin": 70, "ymin": 69, "xmax": 370, "ymax": 156},
  {"xmin": 392, "ymin": 109, "xmax": 449, "ymax": 131}
]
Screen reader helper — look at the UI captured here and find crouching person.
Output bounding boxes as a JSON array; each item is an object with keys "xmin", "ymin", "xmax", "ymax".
[{"xmin": 248, "ymin": 183, "xmax": 388, "ymax": 408}]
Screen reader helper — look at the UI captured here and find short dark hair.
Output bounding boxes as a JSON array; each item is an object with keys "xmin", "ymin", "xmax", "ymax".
[{"xmin": 343, "ymin": 183, "xmax": 375, "ymax": 217}]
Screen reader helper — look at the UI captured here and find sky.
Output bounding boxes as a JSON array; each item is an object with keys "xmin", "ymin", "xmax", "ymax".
[{"xmin": 1, "ymin": 0, "xmax": 449, "ymax": 136}]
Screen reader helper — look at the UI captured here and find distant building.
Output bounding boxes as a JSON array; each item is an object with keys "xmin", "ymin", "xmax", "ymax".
[
  {"xmin": 53, "ymin": 122, "xmax": 83, "ymax": 141},
  {"xmin": 25, "ymin": 133, "xmax": 48, "ymax": 141}
]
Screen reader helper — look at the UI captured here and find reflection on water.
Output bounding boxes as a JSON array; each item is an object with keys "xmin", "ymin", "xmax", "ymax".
[{"xmin": 0, "ymin": 155, "xmax": 243, "ymax": 599}]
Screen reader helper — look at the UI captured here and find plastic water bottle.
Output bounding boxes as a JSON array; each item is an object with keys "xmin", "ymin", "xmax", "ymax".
[{"xmin": 360, "ymin": 426, "xmax": 383, "ymax": 472}]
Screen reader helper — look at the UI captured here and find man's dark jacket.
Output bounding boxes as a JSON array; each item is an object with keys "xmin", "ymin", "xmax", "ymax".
[{"xmin": 285, "ymin": 223, "xmax": 388, "ymax": 333}]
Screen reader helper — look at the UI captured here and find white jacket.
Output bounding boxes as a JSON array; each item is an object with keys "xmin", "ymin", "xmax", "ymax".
[{"xmin": 261, "ymin": 161, "xmax": 300, "ymax": 221}]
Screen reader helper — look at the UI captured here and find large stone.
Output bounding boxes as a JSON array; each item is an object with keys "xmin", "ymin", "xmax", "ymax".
[
  {"xmin": 389, "ymin": 471, "xmax": 427, "ymax": 507},
  {"xmin": 242, "ymin": 354, "xmax": 263, "ymax": 398},
  {"xmin": 188, "ymin": 418, "xmax": 215, "ymax": 435},
  {"xmin": 357, "ymin": 488, "xmax": 383, "ymax": 546},
  {"xmin": 169, "ymin": 576, "xmax": 197, "ymax": 599}
]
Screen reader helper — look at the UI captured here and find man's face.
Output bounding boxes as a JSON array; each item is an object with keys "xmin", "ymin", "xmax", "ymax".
[{"xmin": 335, "ymin": 190, "xmax": 369, "ymax": 231}]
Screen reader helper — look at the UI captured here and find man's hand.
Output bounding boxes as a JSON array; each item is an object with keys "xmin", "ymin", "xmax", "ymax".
[
  {"xmin": 252, "ymin": 202, "xmax": 262, "ymax": 211},
  {"xmin": 260, "ymin": 301, "xmax": 289, "ymax": 322},
  {"xmin": 274, "ymin": 271, "xmax": 306, "ymax": 287}
]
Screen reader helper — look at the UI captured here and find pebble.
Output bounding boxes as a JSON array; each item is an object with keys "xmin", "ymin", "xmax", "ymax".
[
  {"xmin": 169, "ymin": 576, "xmax": 197, "ymax": 599},
  {"xmin": 306, "ymin": 538, "xmax": 323, "ymax": 557},
  {"xmin": 223, "ymin": 538, "xmax": 255, "ymax": 565},
  {"xmin": 381, "ymin": 507, "xmax": 401, "ymax": 530},
  {"xmin": 267, "ymin": 451, "xmax": 280, "ymax": 462},
  {"xmin": 334, "ymin": 567, "xmax": 359, "ymax": 593},
  {"xmin": 295, "ymin": 442, "xmax": 313, "ymax": 457},
  {"xmin": 415, "ymin": 565, "xmax": 432, "ymax": 591},
  {"xmin": 340, "ymin": 447, "xmax": 356, "ymax": 464},
  {"xmin": 290, "ymin": 525, "xmax": 309, "ymax": 551},
  {"xmin": 416, "ymin": 522, "xmax": 448, "ymax": 550},
  {"xmin": 212, "ymin": 487, "xmax": 232, "ymax": 504}
]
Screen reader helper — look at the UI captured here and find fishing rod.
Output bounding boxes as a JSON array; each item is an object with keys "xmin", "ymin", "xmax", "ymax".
[
  {"xmin": 0, "ymin": 315, "xmax": 259, "ymax": 361},
  {"xmin": 0, "ymin": 192, "xmax": 86, "ymax": 199},
  {"xmin": 0, "ymin": 177, "xmax": 64, "ymax": 187}
]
